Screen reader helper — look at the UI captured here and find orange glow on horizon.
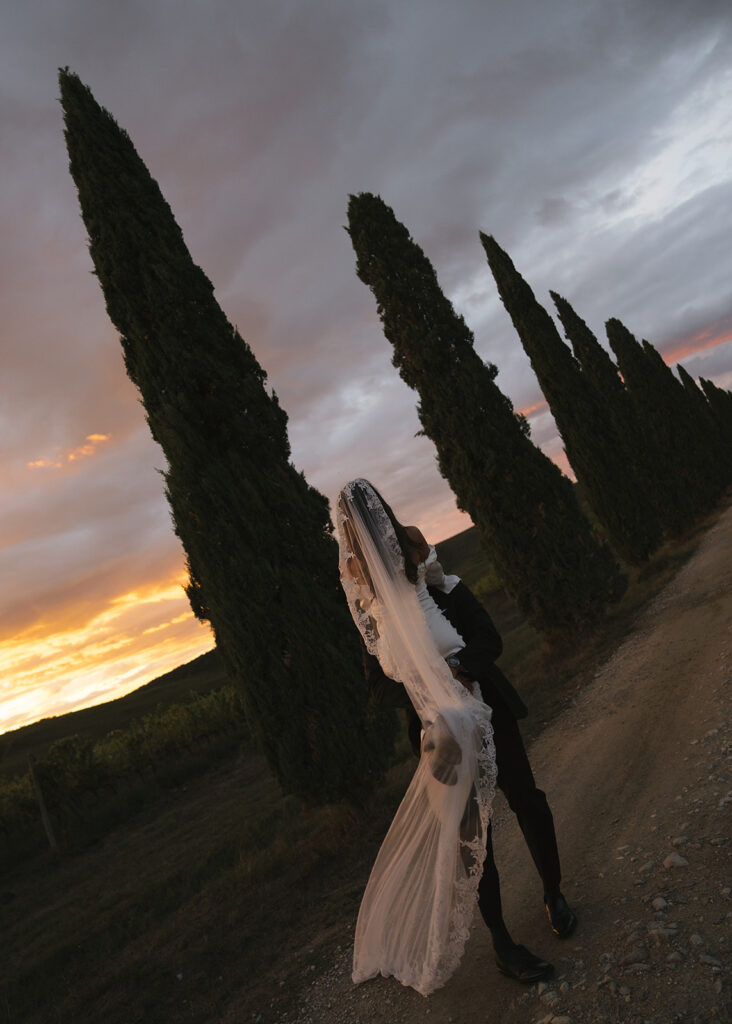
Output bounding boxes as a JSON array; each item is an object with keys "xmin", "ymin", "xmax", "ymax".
[
  {"xmin": 663, "ymin": 327, "xmax": 732, "ymax": 367},
  {"xmin": 0, "ymin": 573, "xmax": 213, "ymax": 736},
  {"xmin": 418, "ymin": 506, "xmax": 473, "ymax": 545},
  {"xmin": 518, "ymin": 399, "xmax": 547, "ymax": 418}
]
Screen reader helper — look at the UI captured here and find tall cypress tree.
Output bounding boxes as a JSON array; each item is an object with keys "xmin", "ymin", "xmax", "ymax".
[
  {"xmin": 699, "ymin": 376, "xmax": 732, "ymax": 448},
  {"xmin": 347, "ymin": 193, "xmax": 625, "ymax": 636},
  {"xmin": 676, "ymin": 364, "xmax": 732, "ymax": 481},
  {"xmin": 606, "ymin": 318, "xmax": 705, "ymax": 530},
  {"xmin": 60, "ymin": 69, "xmax": 396, "ymax": 803},
  {"xmin": 551, "ymin": 291, "xmax": 634, "ymax": 418},
  {"xmin": 552, "ymin": 290, "xmax": 683, "ymax": 540},
  {"xmin": 480, "ymin": 236, "xmax": 660, "ymax": 564},
  {"xmin": 639, "ymin": 338, "xmax": 724, "ymax": 508}
]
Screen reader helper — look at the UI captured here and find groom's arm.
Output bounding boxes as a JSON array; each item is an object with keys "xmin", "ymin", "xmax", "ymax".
[
  {"xmin": 443, "ymin": 582, "xmax": 504, "ymax": 678},
  {"xmin": 443, "ymin": 582, "xmax": 529, "ymax": 719}
]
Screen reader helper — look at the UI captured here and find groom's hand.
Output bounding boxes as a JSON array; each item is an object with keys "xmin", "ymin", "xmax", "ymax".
[
  {"xmin": 448, "ymin": 663, "xmax": 474, "ymax": 691},
  {"xmin": 422, "ymin": 718, "xmax": 462, "ymax": 786}
]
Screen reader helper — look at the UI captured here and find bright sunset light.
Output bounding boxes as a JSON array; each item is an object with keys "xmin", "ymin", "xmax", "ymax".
[{"xmin": 0, "ymin": 572, "xmax": 213, "ymax": 734}]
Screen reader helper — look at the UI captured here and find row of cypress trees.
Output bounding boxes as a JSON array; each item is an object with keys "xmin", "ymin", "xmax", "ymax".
[
  {"xmin": 482, "ymin": 237, "xmax": 731, "ymax": 545},
  {"xmin": 59, "ymin": 69, "xmax": 729, "ymax": 803},
  {"xmin": 347, "ymin": 193, "xmax": 731, "ymax": 637},
  {"xmin": 346, "ymin": 195, "xmax": 627, "ymax": 636}
]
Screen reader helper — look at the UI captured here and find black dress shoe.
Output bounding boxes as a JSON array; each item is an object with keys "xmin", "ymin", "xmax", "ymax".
[
  {"xmin": 544, "ymin": 890, "xmax": 577, "ymax": 938},
  {"xmin": 494, "ymin": 943, "xmax": 554, "ymax": 983}
]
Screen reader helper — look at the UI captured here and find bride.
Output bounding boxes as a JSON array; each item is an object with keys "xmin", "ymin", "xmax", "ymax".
[
  {"xmin": 336, "ymin": 478, "xmax": 495, "ymax": 995},
  {"xmin": 336, "ymin": 479, "xmax": 569, "ymax": 996}
]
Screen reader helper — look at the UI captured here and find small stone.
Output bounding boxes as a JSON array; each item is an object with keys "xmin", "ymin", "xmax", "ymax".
[
  {"xmin": 552, "ymin": 1017, "xmax": 572, "ymax": 1024},
  {"xmin": 621, "ymin": 947, "xmax": 649, "ymax": 966},
  {"xmin": 559, "ymin": 981, "xmax": 570, "ymax": 995},
  {"xmin": 671, "ymin": 836, "xmax": 688, "ymax": 846},
  {"xmin": 639, "ymin": 860, "xmax": 655, "ymax": 873},
  {"xmin": 700, "ymin": 954, "xmax": 723, "ymax": 967},
  {"xmin": 619, "ymin": 983, "xmax": 631, "ymax": 999},
  {"xmin": 721, "ymin": 887, "xmax": 731, "ymax": 896},
  {"xmin": 667, "ymin": 952, "xmax": 683, "ymax": 963},
  {"xmin": 715, "ymin": 977, "xmax": 723, "ymax": 994},
  {"xmin": 690, "ymin": 933, "xmax": 704, "ymax": 947},
  {"xmin": 663, "ymin": 852, "xmax": 689, "ymax": 868},
  {"xmin": 652, "ymin": 897, "xmax": 668, "ymax": 911},
  {"xmin": 537, "ymin": 981, "xmax": 549, "ymax": 995},
  {"xmin": 617, "ymin": 845, "xmax": 631, "ymax": 855},
  {"xmin": 540, "ymin": 989, "xmax": 559, "ymax": 1007},
  {"xmin": 599, "ymin": 952, "xmax": 617, "ymax": 964}
]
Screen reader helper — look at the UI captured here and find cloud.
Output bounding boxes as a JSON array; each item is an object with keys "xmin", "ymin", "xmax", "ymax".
[{"xmin": 27, "ymin": 432, "xmax": 111, "ymax": 469}]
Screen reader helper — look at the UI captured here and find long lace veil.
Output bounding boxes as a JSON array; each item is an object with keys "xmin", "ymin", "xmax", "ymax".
[{"xmin": 336, "ymin": 479, "xmax": 497, "ymax": 996}]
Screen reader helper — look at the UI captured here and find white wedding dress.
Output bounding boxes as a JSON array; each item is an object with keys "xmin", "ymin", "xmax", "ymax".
[{"xmin": 336, "ymin": 482, "xmax": 497, "ymax": 997}]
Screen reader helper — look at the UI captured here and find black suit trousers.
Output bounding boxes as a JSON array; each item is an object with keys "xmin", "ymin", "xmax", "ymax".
[{"xmin": 476, "ymin": 697, "xmax": 561, "ymax": 928}]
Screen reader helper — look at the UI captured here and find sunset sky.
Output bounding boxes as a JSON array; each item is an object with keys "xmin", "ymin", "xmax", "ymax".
[{"xmin": 2, "ymin": 0, "xmax": 732, "ymax": 735}]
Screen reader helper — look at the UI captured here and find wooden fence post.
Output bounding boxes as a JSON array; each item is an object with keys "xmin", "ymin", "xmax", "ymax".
[{"xmin": 28, "ymin": 755, "xmax": 58, "ymax": 853}]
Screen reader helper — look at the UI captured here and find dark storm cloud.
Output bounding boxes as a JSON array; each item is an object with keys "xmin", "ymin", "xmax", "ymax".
[{"xmin": 1, "ymin": 0, "xmax": 732, "ymax": 725}]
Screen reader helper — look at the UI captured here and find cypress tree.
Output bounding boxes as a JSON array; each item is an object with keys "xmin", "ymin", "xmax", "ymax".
[
  {"xmin": 347, "ymin": 193, "xmax": 625, "ymax": 636},
  {"xmin": 550, "ymin": 291, "xmax": 685, "ymax": 539},
  {"xmin": 59, "ymin": 69, "xmax": 396, "ymax": 803},
  {"xmin": 699, "ymin": 376, "xmax": 732, "ymax": 448},
  {"xmin": 606, "ymin": 318, "xmax": 704, "ymax": 530},
  {"xmin": 676, "ymin": 364, "xmax": 732, "ymax": 480},
  {"xmin": 640, "ymin": 339, "xmax": 724, "ymax": 507},
  {"xmin": 551, "ymin": 291, "xmax": 633, "ymax": 417},
  {"xmin": 480, "ymin": 235, "xmax": 659, "ymax": 564}
]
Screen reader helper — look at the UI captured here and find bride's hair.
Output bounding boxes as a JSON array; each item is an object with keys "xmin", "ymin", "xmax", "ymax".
[{"xmin": 346, "ymin": 480, "xmax": 422, "ymax": 584}]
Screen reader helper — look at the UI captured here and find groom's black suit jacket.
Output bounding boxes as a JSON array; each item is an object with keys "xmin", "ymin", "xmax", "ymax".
[{"xmin": 363, "ymin": 581, "xmax": 527, "ymax": 753}]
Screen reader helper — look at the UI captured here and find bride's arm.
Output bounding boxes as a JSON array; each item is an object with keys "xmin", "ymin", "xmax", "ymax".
[{"xmin": 361, "ymin": 641, "xmax": 412, "ymax": 708}]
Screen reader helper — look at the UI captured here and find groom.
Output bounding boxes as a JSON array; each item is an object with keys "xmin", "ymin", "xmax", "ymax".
[{"xmin": 362, "ymin": 570, "xmax": 577, "ymax": 983}]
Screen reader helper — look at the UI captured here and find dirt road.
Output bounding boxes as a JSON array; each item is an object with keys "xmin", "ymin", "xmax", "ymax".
[{"xmin": 280, "ymin": 504, "xmax": 731, "ymax": 1024}]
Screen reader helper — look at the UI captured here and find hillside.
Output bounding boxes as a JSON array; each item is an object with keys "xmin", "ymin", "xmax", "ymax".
[{"xmin": 0, "ymin": 649, "xmax": 224, "ymax": 779}]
